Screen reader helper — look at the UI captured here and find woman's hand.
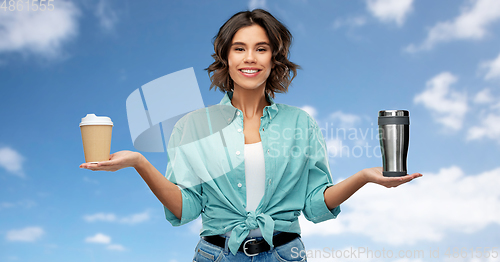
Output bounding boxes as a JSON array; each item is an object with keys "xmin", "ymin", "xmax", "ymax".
[
  {"xmin": 80, "ymin": 151, "xmax": 182, "ymax": 219},
  {"xmin": 324, "ymin": 167, "xmax": 423, "ymax": 209},
  {"xmin": 79, "ymin": 150, "xmax": 144, "ymax": 172},
  {"xmin": 362, "ymin": 167, "xmax": 422, "ymax": 188}
]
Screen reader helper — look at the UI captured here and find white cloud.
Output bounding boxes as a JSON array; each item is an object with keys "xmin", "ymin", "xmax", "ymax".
[
  {"xmin": 333, "ymin": 16, "xmax": 367, "ymax": 29},
  {"xmin": 83, "ymin": 210, "xmax": 150, "ymax": 224},
  {"xmin": 0, "ymin": 200, "xmax": 36, "ymax": 210},
  {"xmin": 248, "ymin": 0, "xmax": 266, "ymax": 10},
  {"xmin": 5, "ymin": 256, "xmax": 19, "ymax": 261},
  {"xmin": 0, "ymin": 147, "xmax": 25, "ymax": 177},
  {"xmin": 0, "ymin": 0, "xmax": 80, "ymax": 58},
  {"xmin": 0, "ymin": 202, "xmax": 15, "ymax": 209},
  {"xmin": 95, "ymin": 0, "xmax": 118, "ymax": 31},
  {"xmin": 83, "ymin": 213, "xmax": 117, "ymax": 222},
  {"xmin": 473, "ymin": 88, "xmax": 494, "ymax": 104},
  {"xmin": 414, "ymin": 72, "xmax": 468, "ymax": 130},
  {"xmin": 301, "ymin": 108, "xmax": 363, "ymax": 134},
  {"xmin": 119, "ymin": 211, "xmax": 150, "ymax": 224},
  {"xmin": 85, "ymin": 233, "xmax": 111, "ymax": 244},
  {"xmin": 189, "ymin": 217, "xmax": 202, "ymax": 235},
  {"xmin": 107, "ymin": 244, "xmax": 126, "ymax": 251},
  {"xmin": 481, "ymin": 52, "xmax": 500, "ymax": 80},
  {"xmin": 311, "ymin": 110, "xmax": 377, "ymax": 161},
  {"xmin": 300, "ymin": 166, "xmax": 500, "ymax": 245},
  {"xmin": 406, "ymin": 0, "xmax": 500, "ymax": 52},
  {"xmin": 6, "ymin": 227, "xmax": 44, "ymax": 242},
  {"xmin": 317, "ymin": 111, "xmax": 376, "ymax": 161},
  {"xmin": 467, "ymin": 112, "xmax": 500, "ymax": 143},
  {"xmin": 300, "ymin": 105, "xmax": 318, "ymax": 119},
  {"xmin": 326, "ymin": 138, "xmax": 350, "ymax": 159},
  {"xmin": 328, "ymin": 111, "xmax": 361, "ymax": 129},
  {"xmin": 366, "ymin": 0, "xmax": 413, "ymax": 26},
  {"xmin": 85, "ymin": 233, "xmax": 126, "ymax": 251}
]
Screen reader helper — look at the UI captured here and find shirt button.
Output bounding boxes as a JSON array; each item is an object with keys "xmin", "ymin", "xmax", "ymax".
[
  {"xmin": 237, "ymin": 128, "xmax": 242, "ymax": 132},
  {"xmin": 237, "ymin": 183, "xmax": 242, "ymax": 188},
  {"xmin": 236, "ymin": 151, "xmax": 240, "ymax": 155},
  {"xmin": 267, "ymin": 149, "xmax": 270, "ymax": 153},
  {"xmin": 236, "ymin": 111, "xmax": 240, "ymax": 116}
]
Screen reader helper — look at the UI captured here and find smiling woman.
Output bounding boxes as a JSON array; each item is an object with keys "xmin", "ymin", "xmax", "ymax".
[
  {"xmin": 206, "ymin": 9, "xmax": 299, "ymax": 99},
  {"xmin": 227, "ymin": 25, "xmax": 273, "ymax": 92},
  {"xmin": 80, "ymin": 8, "xmax": 421, "ymax": 262}
]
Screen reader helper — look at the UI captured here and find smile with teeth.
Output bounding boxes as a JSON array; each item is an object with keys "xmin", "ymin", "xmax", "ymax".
[{"xmin": 240, "ymin": 69, "xmax": 260, "ymax": 73}]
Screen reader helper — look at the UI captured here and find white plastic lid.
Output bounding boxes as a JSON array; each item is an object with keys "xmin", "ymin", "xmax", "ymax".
[{"xmin": 80, "ymin": 114, "xmax": 113, "ymax": 126}]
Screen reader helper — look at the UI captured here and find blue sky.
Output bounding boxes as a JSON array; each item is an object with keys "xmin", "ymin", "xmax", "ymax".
[{"xmin": 1, "ymin": 0, "xmax": 500, "ymax": 261}]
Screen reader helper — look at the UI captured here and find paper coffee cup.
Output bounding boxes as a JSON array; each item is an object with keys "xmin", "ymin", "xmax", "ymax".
[{"xmin": 80, "ymin": 114, "xmax": 113, "ymax": 163}]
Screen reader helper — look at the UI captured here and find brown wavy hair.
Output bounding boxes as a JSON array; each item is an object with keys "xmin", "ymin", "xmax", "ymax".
[{"xmin": 205, "ymin": 9, "xmax": 300, "ymax": 99}]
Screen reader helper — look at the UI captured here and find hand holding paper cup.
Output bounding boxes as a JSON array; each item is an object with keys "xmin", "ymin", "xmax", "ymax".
[{"xmin": 80, "ymin": 114, "xmax": 113, "ymax": 163}]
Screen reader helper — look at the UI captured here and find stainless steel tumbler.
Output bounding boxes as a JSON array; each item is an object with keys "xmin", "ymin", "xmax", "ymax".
[{"xmin": 378, "ymin": 110, "xmax": 410, "ymax": 177}]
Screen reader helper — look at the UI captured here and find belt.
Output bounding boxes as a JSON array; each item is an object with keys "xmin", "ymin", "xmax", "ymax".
[{"xmin": 202, "ymin": 232, "xmax": 300, "ymax": 257}]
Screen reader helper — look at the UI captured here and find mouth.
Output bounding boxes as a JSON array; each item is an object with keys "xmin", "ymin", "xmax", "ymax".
[{"xmin": 239, "ymin": 68, "xmax": 261, "ymax": 77}]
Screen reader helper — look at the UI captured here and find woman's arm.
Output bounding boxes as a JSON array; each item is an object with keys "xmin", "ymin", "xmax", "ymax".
[
  {"xmin": 324, "ymin": 167, "xmax": 422, "ymax": 210},
  {"xmin": 80, "ymin": 151, "xmax": 182, "ymax": 219}
]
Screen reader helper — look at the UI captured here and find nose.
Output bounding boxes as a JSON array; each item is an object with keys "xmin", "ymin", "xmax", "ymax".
[{"xmin": 243, "ymin": 50, "xmax": 256, "ymax": 63}]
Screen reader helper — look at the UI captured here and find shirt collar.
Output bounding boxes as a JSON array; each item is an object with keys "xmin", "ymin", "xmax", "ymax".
[{"xmin": 218, "ymin": 91, "xmax": 279, "ymax": 123}]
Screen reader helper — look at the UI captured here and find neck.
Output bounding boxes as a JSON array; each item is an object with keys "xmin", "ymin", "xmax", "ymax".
[{"xmin": 231, "ymin": 86, "xmax": 270, "ymax": 119}]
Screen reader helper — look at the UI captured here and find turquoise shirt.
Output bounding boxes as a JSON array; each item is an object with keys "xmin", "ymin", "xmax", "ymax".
[{"xmin": 164, "ymin": 91, "xmax": 340, "ymax": 255}]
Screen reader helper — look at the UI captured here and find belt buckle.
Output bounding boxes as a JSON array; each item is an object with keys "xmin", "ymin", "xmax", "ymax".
[{"xmin": 243, "ymin": 239, "xmax": 258, "ymax": 257}]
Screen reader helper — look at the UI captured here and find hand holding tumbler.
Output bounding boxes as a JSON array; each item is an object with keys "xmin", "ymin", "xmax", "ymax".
[{"xmin": 378, "ymin": 110, "xmax": 410, "ymax": 177}]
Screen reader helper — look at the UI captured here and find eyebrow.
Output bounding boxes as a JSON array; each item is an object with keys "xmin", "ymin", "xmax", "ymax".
[{"xmin": 231, "ymin": 41, "xmax": 270, "ymax": 46}]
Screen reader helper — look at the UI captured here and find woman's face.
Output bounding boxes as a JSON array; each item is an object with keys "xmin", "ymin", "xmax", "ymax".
[{"xmin": 227, "ymin": 24, "xmax": 273, "ymax": 92}]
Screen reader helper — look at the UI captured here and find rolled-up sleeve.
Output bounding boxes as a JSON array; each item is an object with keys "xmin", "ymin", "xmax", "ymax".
[
  {"xmin": 302, "ymin": 116, "xmax": 341, "ymax": 223},
  {"xmin": 164, "ymin": 169, "xmax": 203, "ymax": 226},
  {"xmin": 164, "ymin": 126, "xmax": 204, "ymax": 226}
]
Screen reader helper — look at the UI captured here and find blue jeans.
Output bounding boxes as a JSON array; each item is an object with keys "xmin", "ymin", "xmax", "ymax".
[{"xmin": 192, "ymin": 235, "xmax": 307, "ymax": 261}]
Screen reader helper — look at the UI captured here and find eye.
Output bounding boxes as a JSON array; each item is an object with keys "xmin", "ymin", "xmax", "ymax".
[
  {"xmin": 234, "ymin": 47, "xmax": 244, "ymax": 51},
  {"xmin": 257, "ymin": 48, "xmax": 267, "ymax": 52}
]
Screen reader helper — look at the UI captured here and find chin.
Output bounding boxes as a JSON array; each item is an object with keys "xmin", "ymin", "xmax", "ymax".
[{"xmin": 234, "ymin": 81, "xmax": 267, "ymax": 91}]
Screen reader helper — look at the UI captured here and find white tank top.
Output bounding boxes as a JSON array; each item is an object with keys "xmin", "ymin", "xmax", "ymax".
[
  {"xmin": 224, "ymin": 141, "xmax": 266, "ymax": 238},
  {"xmin": 244, "ymin": 141, "xmax": 266, "ymax": 212}
]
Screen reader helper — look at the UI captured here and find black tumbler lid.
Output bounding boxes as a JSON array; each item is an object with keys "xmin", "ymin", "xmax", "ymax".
[{"xmin": 378, "ymin": 110, "xmax": 409, "ymax": 125}]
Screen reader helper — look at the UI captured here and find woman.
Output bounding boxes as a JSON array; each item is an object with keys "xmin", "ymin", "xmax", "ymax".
[{"xmin": 80, "ymin": 9, "xmax": 421, "ymax": 261}]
